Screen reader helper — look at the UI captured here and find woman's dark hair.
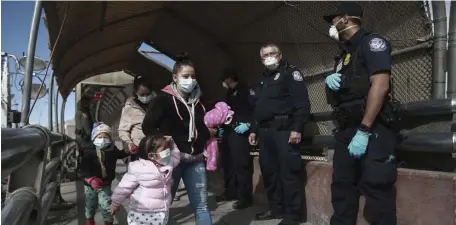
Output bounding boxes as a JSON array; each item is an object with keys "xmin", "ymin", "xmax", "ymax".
[
  {"xmin": 133, "ymin": 76, "xmax": 151, "ymax": 92},
  {"xmin": 172, "ymin": 52, "xmax": 194, "ymax": 74},
  {"xmin": 137, "ymin": 135, "xmax": 166, "ymax": 159}
]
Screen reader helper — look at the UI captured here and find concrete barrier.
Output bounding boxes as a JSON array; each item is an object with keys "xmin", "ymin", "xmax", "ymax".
[{"xmin": 248, "ymin": 157, "xmax": 456, "ymax": 225}]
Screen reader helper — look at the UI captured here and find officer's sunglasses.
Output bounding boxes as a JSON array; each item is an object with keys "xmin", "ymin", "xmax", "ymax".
[{"xmin": 261, "ymin": 52, "xmax": 280, "ymax": 59}]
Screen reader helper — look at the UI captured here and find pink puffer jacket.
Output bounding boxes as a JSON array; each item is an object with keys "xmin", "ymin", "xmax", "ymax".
[{"xmin": 111, "ymin": 148, "xmax": 180, "ymax": 213}]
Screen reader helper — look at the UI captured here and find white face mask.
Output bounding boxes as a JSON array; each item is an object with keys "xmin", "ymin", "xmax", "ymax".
[
  {"xmin": 178, "ymin": 78, "xmax": 197, "ymax": 93},
  {"xmin": 263, "ymin": 56, "xmax": 279, "ymax": 70},
  {"xmin": 329, "ymin": 25, "xmax": 340, "ymax": 41},
  {"xmin": 137, "ymin": 95, "xmax": 152, "ymax": 104},
  {"xmin": 156, "ymin": 148, "xmax": 171, "ymax": 165},
  {"xmin": 329, "ymin": 16, "xmax": 360, "ymax": 41},
  {"xmin": 93, "ymin": 138, "xmax": 111, "ymax": 148},
  {"xmin": 222, "ymin": 82, "xmax": 228, "ymax": 89}
]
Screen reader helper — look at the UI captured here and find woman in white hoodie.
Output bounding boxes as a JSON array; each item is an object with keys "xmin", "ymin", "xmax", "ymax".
[{"xmin": 118, "ymin": 76, "xmax": 154, "ymax": 162}]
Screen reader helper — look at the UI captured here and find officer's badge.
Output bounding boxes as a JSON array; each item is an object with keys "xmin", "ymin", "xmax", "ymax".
[
  {"xmin": 343, "ymin": 54, "xmax": 351, "ymax": 66},
  {"xmin": 274, "ymin": 73, "xmax": 281, "ymax": 80},
  {"xmin": 369, "ymin": 38, "xmax": 387, "ymax": 52},
  {"xmin": 293, "ymin": 71, "xmax": 303, "ymax": 81},
  {"xmin": 249, "ymin": 89, "xmax": 255, "ymax": 96}
]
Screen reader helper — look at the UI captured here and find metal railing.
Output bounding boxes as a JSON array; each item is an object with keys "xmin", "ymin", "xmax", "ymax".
[
  {"xmin": 1, "ymin": 97, "xmax": 455, "ymax": 225},
  {"xmin": 1, "ymin": 125, "xmax": 77, "ymax": 225}
]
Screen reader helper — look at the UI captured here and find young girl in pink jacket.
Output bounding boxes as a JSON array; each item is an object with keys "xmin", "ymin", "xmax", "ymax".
[
  {"xmin": 110, "ymin": 135, "xmax": 180, "ymax": 225},
  {"xmin": 203, "ymin": 102, "xmax": 234, "ymax": 171}
]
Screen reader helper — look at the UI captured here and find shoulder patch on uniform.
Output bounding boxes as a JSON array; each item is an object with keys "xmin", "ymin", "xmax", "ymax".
[
  {"xmin": 249, "ymin": 88, "xmax": 255, "ymax": 96},
  {"xmin": 369, "ymin": 38, "xmax": 387, "ymax": 52},
  {"xmin": 292, "ymin": 71, "xmax": 303, "ymax": 81}
]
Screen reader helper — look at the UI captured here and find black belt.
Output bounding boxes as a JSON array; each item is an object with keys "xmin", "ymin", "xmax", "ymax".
[{"xmin": 259, "ymin": 115, "xmax": 292, "ymax": 129}]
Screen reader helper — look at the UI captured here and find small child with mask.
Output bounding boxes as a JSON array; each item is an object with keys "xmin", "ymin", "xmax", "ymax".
[
  {"xmin": 80, "ymin": 123, "xmax": 130, "ymax": 225},
  {"xmin": 110, "ymin": 135, "xmax": 180, "ymax": 225}
]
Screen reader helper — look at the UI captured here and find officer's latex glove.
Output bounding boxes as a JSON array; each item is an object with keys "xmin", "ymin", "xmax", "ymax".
[
  {"xmin": 218, "ymin": 127, "xmax": 224, "ymax": 138},
  {"xmin": 234, "ymin": 123, "xmax": 250, "ymax": 134},
  {"xmin": 348, "ymin": 130, "xmax": 371, "ymax": 158},
  {"xmin": 325, "ymin": 73, "xmax": 342, "ymax": 91}
]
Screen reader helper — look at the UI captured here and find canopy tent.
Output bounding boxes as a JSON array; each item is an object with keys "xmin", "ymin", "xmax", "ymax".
[{"xmin": 43, "ymin": 1, "xmax": 433, "ymax": 135}]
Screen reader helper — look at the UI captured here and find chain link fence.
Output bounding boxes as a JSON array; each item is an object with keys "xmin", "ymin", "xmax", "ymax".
[{"xmin": 225, "ymin": 1, "xmax": 445, "ymax": 135}]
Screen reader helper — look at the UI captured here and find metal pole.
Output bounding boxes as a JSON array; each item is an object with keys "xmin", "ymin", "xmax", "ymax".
[
  {"xmin": 60, "ymin": 98, "xmax": 66, "ymax": 134},
  {"xmin": 1, "ymin": 52, "xmax": 11, "ymax": 128},
  {"xmin": 20, "ymin": 0, "xmax": 42, "ymax": 126},
  {"xmin": 55, "ymin": 89, "xmax": 59, "ymax": 133},
  {"xmin": 431, "ymin": 1, "xmax": 448, "ymax": 99},
  {"xmin": 48, "ymin": 73, "xmax": 54, "ymax": 131},
  {"xmin": 448, "ymin": 2, "xmax": 456, "ymax": 98}
]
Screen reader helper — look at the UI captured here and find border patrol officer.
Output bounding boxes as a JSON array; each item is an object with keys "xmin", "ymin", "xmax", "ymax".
[
  {"xmin": 323, "ymin": 2, "xmax": 398, "ymax": 225},
  {"xmin": 216, "ymin": 68, "xmax": 255, "ymax": 210},
  {"xmin": 249, "ymin": 43, "xmax": 310, "ymax": 225}
]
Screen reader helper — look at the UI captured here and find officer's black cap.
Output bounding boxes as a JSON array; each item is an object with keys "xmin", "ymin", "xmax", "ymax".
[
  {"xmin": 220, "ymin": 68, "xmax": 239, "ymax": 82},
  {"xmin": 323, "ymin": 2, "xmax": 363, "ymax": 23}
]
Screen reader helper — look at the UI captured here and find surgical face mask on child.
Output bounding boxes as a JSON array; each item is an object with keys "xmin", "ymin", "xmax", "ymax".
[
  {"xmin": 177, "ymin": 78, "xmax": 197, "ymax": 94},
  {"xmin": 153, "ymin": 148, "xmax": 171, "ymax": 166},
  {"xmin": 93, "ymin": 137, "xmax": 111, "ymax": 148},
  {"xmin": 329, "ymin": 16, "xmax": 360, "ymax": 41},
  {"xmin": 137, "ymin": 94, "xmax": 153, "ymax": 104}
]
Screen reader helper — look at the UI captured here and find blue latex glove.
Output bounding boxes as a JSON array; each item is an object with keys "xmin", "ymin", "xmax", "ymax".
[
  {"xmin": 218, "ymin": 127, "xmax": 224, "ymax": 138},
  {"xmin": 234, "ymin": 123, "xmax": 250, "ymax": 134},
  {"xmin": 348, "ymin": 130, "xmax": 371, "ymax": 158},
  {"xmin": 325, "ymin": 73, "xmax": 342, "ymax": 91}
]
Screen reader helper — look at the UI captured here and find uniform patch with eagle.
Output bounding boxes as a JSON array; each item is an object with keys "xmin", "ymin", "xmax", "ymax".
[
  {"xmin": 293, "ymin": 71, "xmax": 303, "ymax": 81},
  {"xmin": 369, "ymin": 38, "xmax": 387, "ymax": 52}
]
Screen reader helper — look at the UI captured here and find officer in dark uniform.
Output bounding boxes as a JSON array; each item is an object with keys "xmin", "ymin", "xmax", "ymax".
[
  {"xmin": 323, "ymin": 2, "xmax": 397, "ymax": 225},
  {"xmin": 249, "ymin": 43, "xmax": 310, "ymax": 225},
  {"xmin": 216, "ymin": 68, "xmax": 255, "ymax": 209}
]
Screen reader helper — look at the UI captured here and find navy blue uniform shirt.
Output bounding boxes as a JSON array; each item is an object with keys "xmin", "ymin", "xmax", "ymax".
[
  {"xmin": 225, "ymin": 83, "xmax": 255, "ymax": 124},
  {"xmin": 252, "ymin": 62, "xmax": 310, "ymax": 133},
  {"xmin": 342, "ymin": 28, "xmax": 392, "ymax": 77}
]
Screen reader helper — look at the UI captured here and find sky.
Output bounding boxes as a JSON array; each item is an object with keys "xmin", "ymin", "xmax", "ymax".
[
  {"xmin": 0, "ymin": 1, "xmax": 175, "ymax": 128},
  {"xmin": 1, "ymin": 1, "xmax": 75, "ymax": 126}
]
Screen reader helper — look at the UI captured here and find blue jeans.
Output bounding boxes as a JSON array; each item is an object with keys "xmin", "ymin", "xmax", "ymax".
[{"xmin": 171, "ymin": 160, "xmax": 212, "ymax": 225}]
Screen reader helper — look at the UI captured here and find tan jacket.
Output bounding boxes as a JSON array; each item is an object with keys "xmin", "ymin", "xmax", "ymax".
[{"xmin": 118, "ymin": 97, "xmax": 146, "ymax": 147}]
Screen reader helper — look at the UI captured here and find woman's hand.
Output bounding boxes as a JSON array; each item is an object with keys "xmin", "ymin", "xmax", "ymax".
[
  {"xmin": 208, "ymin": 128, "xmax": 217, "ymax": 137},
  {"xmin": 128, "ymin": 143, "xmax": 138, "ymax": 154},
  {"xmin": 110, "ymin": 204, "xmax": 119, "ymax": 216}
]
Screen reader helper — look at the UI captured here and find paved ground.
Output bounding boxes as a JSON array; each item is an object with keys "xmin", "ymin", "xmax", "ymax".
[{"xmin": 46, "ymin": 161, "xmax": 312, "ymax": 225}]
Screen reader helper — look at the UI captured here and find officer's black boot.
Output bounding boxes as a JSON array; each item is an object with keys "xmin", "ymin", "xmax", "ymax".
[
  {"xmin": 254, "ymin": 210, "xmax": 283, "ymax": 220},
  {"xmin": 215, "ymin": 194, "xmax": 234, "ymax": 203},
  {"xmin": 232, "ymin": 200, "xmax": 252, "ymax": 210}
]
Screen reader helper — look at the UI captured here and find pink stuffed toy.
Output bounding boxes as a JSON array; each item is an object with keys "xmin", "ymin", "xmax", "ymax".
[{"xmin": 203, "ymin": 102, "xmax": 234, "ymax": 171}]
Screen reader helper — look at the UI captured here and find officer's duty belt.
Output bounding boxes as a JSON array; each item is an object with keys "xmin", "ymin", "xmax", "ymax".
[
  {"xmin": 259, "ymin": 115, "xmax": 292, "ymax": 129},
  {"xmin": 334, "ymin": 104, "xmax": 364, "ymax": 128}
]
